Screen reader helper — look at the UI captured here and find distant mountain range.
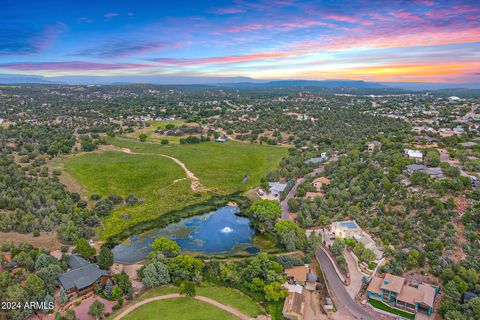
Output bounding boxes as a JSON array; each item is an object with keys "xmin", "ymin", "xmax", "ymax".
[{"xmin": 0, "ymin": 73, "xmax": 479, "ymax": 90}]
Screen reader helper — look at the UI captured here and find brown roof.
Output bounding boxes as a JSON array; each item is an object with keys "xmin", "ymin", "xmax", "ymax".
[
  {"xmin": 305, "ymin": 192, "xmax": 324, "ymax": 199},
  {"xmin": 367, "ymin": 276, "xmax": 383, "ymax": 296},
  {"xmin": 397, "ymin": 285, "xmax": 423, "ymax": 305},
  {"xmin": 283, "ymin": 292, "xmax": 304, "ymax": 317},
  {"xmin": 417, "ymin": 284, "xmax": 436, "ymax": 308},
  {"xmin": 380, "ymin": 274, "xmax": 405, "ymax": 293},
  {"xmin": 285, "ymin": 266, "xmax": 310, "ymax": 282},
  {"xmin": 312, "ymin": 177, "xmax": 330, "ymax": 185}
]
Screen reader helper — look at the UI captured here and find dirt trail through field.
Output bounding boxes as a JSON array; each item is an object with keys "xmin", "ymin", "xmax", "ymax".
[
  {"xmin": 100, "ymin": 145, "xmax": 206, "ymax": 192},
  {"xmin": 112, "ymin": 293, "xmax": 253, "ymax": 320}
]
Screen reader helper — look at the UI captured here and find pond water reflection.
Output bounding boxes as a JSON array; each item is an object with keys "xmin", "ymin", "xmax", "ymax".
[{"xmin": 112, "ymin": 206, "xmax": 257, "ymax": 263}]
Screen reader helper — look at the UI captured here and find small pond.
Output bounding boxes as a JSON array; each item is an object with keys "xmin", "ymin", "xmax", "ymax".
[{"xmin": 112, "ymin": 206, "xmax": 258, "ymax": 264}]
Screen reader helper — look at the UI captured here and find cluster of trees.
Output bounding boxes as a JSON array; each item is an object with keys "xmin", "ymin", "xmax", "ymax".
[
  {"xmin": 0, "ymin": 243, "xmax": 68, "ymax": 320},
  {"xmin": 438, "ymin": 264, "xmax": 480, "ymax": 320},
  {"xmin": 204, "ymin": 253, "xmax": 287, "ymax": 318},
  {"xmin": 138, "ymin": 238, "xmax": 203, "ymax": 289},
  {"xmin": 179, "ymin": 135, "xmax": 210, "ymax": 144}
]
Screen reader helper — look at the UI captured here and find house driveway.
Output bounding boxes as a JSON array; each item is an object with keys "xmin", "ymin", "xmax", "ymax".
[
  {"xmin": 70, "ymin": 296, "xmax": 116, "ymax": 320},
  {"xmin": 344, "ymin": 250, "xmax": 363, "ymax": 299},
  {"xmin": 303, "ymin": 291, "xmax": 328, "ymax": 320}
]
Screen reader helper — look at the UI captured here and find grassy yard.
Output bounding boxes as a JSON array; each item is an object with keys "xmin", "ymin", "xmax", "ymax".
[
  {"xmin": 64, "ymin": 151, "xmax": 209, "ymax": 238},
  {"xmin": 107, "ymin": 286, "xmax": 263, "ymax": 319},
  {"xmin": 368, "ymin": 298, "xmax": 415, "ymax": 320},
  {"xmin": 120, "ymin": 298, "xmax": 240, "ymax": 320},
  {"xmin": 108, "ymin": 137, "xmax": 288, "ymax": 193},
  {"xmin": 63, "ymin": 138, "xmax": 287, "ymax": 239}
]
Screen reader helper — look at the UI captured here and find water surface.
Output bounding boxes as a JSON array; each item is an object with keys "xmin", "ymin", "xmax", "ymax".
[{"xmin": 113, "ymin": 206, "xmax": 256, "ymax": 263}]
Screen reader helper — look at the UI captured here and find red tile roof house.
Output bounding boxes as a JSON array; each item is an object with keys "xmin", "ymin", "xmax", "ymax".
[{"xmin": 367, "ymin": 273, "xmax": 439, "ymax": 316}]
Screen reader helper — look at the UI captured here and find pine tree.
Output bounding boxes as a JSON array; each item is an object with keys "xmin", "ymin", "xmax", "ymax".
[
  {"xmin": 58, "ymin": 287, "xmax": 68, "ymax": 305},
  {"xmin": 104, "ymin": 279, "xmax": 113, "ymax": 298}
]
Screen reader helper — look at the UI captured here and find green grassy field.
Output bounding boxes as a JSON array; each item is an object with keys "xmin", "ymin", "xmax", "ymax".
[
  {"xmin": 64, "ymin": 151, "xmax": 209, "ymax": 238},
  {"xmin": 108, "ymin": 286, "xmax": 263, "ymax": 319},
  {"xmin": 64, "ymin": 138, "xmax": 287, "ymax": 238},
  {"xmin": 120, "ymin": 298, "xmax": 240, "ymax": 320},
  {"xmin": 108, "ymin": 137, "xmax": 288, "ymax": 193}
]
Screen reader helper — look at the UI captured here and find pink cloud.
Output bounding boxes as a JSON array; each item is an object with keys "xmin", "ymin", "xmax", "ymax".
[
  {"xmin": 31, "ymin": 22, "xmax": 68, "ymax": 50},
  {"xmin": 152, "ymin": 51, "xmax": 305, "ymax": 66},
  {"xmin": 390, "ymin": 11, "xmax": 424, "ymax": 22},
  {"xmin": 324, "ymin": 14, "xmax": 358, "ymax": 23},
  {"xmin": 0, "ymin": 61, "xmax": 155, "ymax": 71}
]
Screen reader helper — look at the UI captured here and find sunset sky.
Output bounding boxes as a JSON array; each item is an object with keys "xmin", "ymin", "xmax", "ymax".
[{"xmin": 1, "ymin": 0, "xmax": 479, "ymax": 83}]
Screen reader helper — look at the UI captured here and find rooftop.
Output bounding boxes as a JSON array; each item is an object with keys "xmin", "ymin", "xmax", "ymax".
[
  {"xmin": 381, "ymin": 273, "xmax": 405, "ymax": 293},
  {"xmin": 312, "ymin": 177, "xmax": 331, "ymax": 185},
  {"xmin": 339, "ymin": 221, "xmax": 359, "ymax": 229},
  {"xmin": 268, "ymin": 182, "xmax": 288, "ymax": 194},
  {"xmin": 285, "ymin": 265, "xmax": 310, "ymax": 282},
  {"xmin": 59, "ymin": 263, "xmax": 109, "ymax": 291}
]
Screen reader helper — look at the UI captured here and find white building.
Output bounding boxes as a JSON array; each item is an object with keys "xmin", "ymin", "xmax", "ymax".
[
  {"xmin": 405, "ymin": 149, "xmax": 423, "ymax": 162},
  {"xmin": 332, "ymin": 221, "xmax": 362, "ymax": 239},
  {"xmin": 268, "ymin": 182, "xmax": 287, "ymax": 200}
]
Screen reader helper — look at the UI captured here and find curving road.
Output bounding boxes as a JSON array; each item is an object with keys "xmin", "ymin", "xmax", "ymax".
[
  {"xmin": 280, "ymin": 157, "xmax": 336, "ymax": 220},
  {"xmin": 316, "ymin": 249, "xmax": 378, "ymax": 320}
]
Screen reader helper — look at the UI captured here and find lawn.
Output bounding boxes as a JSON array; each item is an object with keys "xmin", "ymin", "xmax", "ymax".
[
  {"xmin": 108, "ymin": 137, "xmax": 288, "ymax": 193},
  {"xmin": 64, "ymin": 151, "xmax": 209, "ymax": 238},
  {"xmin": 120, "ymin": 298, "xmax": 240, "ymax": 320},
  {"xmin": 108, "ymin": 286, "xmax": 263, "ymax": 319},
  {"xmin": 368, "ymin": 298, "xmax": 415, "ymax": 320},
  {"xmin": 64, "ymin": 138, "xmax": 287, "ymax": 239}
]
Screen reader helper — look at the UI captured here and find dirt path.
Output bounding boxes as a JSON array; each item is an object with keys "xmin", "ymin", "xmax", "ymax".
[
  {"xmin": 101, "ymin": 145, "xmax": 207, "ymax": 193},
  {"xmin": 112, "ymin": 293, "xmax": 253, "ymax": 320}
]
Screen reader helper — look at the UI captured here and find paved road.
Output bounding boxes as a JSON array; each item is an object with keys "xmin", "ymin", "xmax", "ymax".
[
  {"xmin": 280, "ymin": 157, "xmax": 337, "ymax": 220},
  {"xmin": 316, "ymin": 249, "xmax": 378, "ymax": 320}
]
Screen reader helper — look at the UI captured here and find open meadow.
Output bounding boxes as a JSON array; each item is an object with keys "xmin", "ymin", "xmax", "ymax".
[
  {"xmin": 107, "ymin": 285, "xmax": 263, "ymax": 319},
  {"xmin": 119, "ymin": 298, "xmax": 240, "ymax": 320},
  {"xmin": 64, "ymin": 138, "xmax": 287, "ymax": 239}
]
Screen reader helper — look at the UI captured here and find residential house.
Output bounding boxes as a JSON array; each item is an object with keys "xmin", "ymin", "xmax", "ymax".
[
  {"xmin": 405, "ymin": 149, "xmax": 423, "ymax": 162},
  {"xmin": 268, "ymin": 182, "xmax": 287, "ymax": 200},
  {"xmin": 305, "ymin": 192, "xmax": 323, "ymax": 200},
  {"xmin": 415, "ymin": 136, "xmax": 438, "ymax": 145},
  {"xmin": 460, "ymin": 142, "xmax": 476, "ymax": 148},
  {"xmin": 365, "ymin": 141, "xmax": 382, "ymax": 153},
  {"xmin": 311, "ymin": 177, "xmax": 330, "ymax": 191},
  {"xmin": 367, "ymin": 273, "xmax": 438, "ymax": 316},
  {"xmin": 282, "ymin": 292, "xmax": 305, "ymax": 320},
  {"xmin": 406, "ymin": 164, "xmax": 444, "ymax": 179},
  {"xmin": 285, "ymin": 265, "xmax": 310, "ymax": 285},
  {"xmin": 331, "ymin": 220, "xmax": 362, "ymax": 239},
  {"xmin": 304, "ymin": 152, "xmax": 328, "ymax": 165},
  {"xmin": 331, "ymin": 220, "xmax": 383, "ymax": 260},
  {"xmin": 58, "ymin": 254, "xmax": 110, "ymax": 296},
  {"xmin": 463, "ymin": 292, "xmax": 480, "ymax": 303},
  {"xmin": 406, "ymin": 164, "xmax": 427, "ymax": 175}
]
